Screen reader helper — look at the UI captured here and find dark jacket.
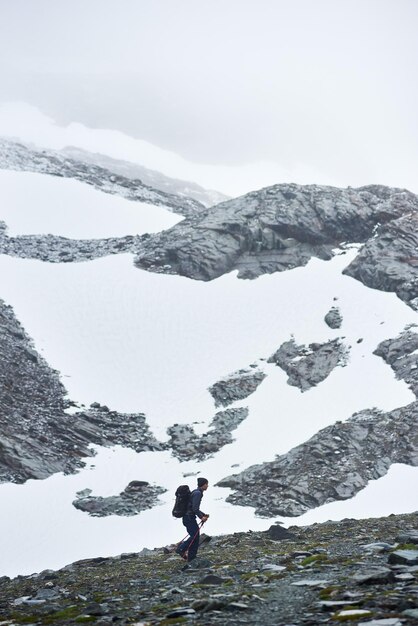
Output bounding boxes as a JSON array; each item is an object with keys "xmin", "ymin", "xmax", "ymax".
[{"xmin": 186, "ymin": 488, "xmax": 206, "ymax": 519}]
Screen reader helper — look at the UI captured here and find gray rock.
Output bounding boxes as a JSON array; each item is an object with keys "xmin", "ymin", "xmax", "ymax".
[
  {"xmin": 198, "ymin": 574, "xmax": 230, "ymax": 585},
  {"xmin": 334, "ymin": 609, "xmax": 373, "ymax": 619},
  {"xmin": 291, "ymin": 579, "xmax": 330, "ymax": 587},
  {"xmin": 85, "ymin": 602, "xmax": 108, "ymax": 616},
  {"xmin": 388, "ymin": 549, "xmax": 418, "ymax": 565},
  {"xmin": 134, "ymin": 183, "xmax": 418, "ymax": 285},
  {"xmin": 361, "ymin": 617, "xmax": 402, "ymax": 626},
  {"xmin": 394, "ymin": 572, "xmax": 415, "ymax": 581},
  {"xmin": 268, "ymin": 337, "xmax": 349, "ymax": 391},
  {"xmin": 344, "ymin": 210, "xmax": 418, "ymax": 311},
  {"xmin": 317, "ymin": 600, "xmax": 358, "ymax": 610},
  {"xmin": 266, "ymin": 524, "xmax": 296, "ymax": 540},
  {"xmin": 165, "ymin": 607, "xmax": 196, "ymax": 617},
  {"xmin": 217, "ymin": 402, "xmax": 418, "ymax": 517},
  {"xmin": 72, "ymin": 480, "xmax": 166, "ymax": 517},
  {"xmin": 262, "ymin": 564, "xmax": 286, "ymax": 572},
  {"xmin": 226, "ymin": 602, "xmax": 249, "ymax": 611},
  {"xmin": 402, "ymin": 609, "xmax": 418, "ymax": 618},
  {"xmin": 396, "ymin": 530, "xmax": 418, "ymax": 544},
  {"xmin": 324, "ymin": 306, "xmax": 343, "ymax": 329},
  {"xmin": 209, "ymin": 368, "xmax": 266, "ymax": 407},
  {"xmin": 362, "ymin": 542, "xmax": 395, "ymax": 553},
  {"xmin": 167, "ymin": 407, "xmax": 249, "ymax": 461},
  {"xmin": 374, "ymin": 329, "xmax": 418, "ymax": 398},
  {"xmin": 353, "ymin": 567, "xmax": 394, "ymax": 584}
]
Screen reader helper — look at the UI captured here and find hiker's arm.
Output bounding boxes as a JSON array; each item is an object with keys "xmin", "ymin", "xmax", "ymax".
[{"xmin": 191, "ymin": 490, "xmax": 206, "ymax": 519}]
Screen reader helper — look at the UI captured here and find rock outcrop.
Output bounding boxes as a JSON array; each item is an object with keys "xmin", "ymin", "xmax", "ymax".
[
  {"xmin": 217, "ymin": 402, "xmax": 418, "ymax": 516},
  {"xmin": 167, "ymin": 408, "xmax": 249, "ymax": 461},
  {"xmin": 73, "ymin": 480, "xmax": 166, "ymax": 517},
  {"xmin": 1, "ymin": 173, "xmax": 418, "ymax": 313},
  {"xmin": 0, "ymin": 230, "xmax": 144, "ymax": 263},
  {"xmin": 0, "ymin": 138, "xmax": 204, "ymax": 218},
  {"xmin": 208, "ymin": 367, "xmax": 266, "ymax": 407},
  {"xmin": 133, "ymin": 183, "xmax": 418, "ymax": 285},
  {"xmin": 344, "ymin": 211, "xmax": 418, "ymax": 311},
  {"xmin": 324, "ymin": 306, "xmax": 343, "ymax": 329},
  {"xmin": 0, "ymin": 298, "xmax": 163, "ymax": 483},
  {"xmin": 373, "ymin": 328, "xmax": 418, "ymax": 397},
  {"xmin": 267, "ymin": 338, "xmax": 349, "ymax": 392}
]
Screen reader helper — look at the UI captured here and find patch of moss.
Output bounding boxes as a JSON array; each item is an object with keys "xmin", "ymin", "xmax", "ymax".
[
  {"xmin": 41, "ymin": 606, "xmax": 82, "ymax": 624},
  {"xmin": 318, "ymin": 585, "xmax": 339, "ymax": 599},
  {"xmin": 9, "ymin": 615, "xmax": 42, "ymax": 625},
  {"xmin": 75, "ymin": 617, "xmax": 97, "ymax": 624},
  {"xmin": 301, "ymin": 554, "xmax": 329, "ymax": 566}
]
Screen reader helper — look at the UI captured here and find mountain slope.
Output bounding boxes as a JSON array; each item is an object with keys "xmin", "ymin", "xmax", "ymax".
[
  {"xmin": 61, "ymin": 145, "xmax": 230, "ymax": 207},
  {"xmin": 1, "ymin": 511, "xmax": 417, "ymax": 625},
  {"xmin": 0, "ymin": 138, "xmax": 204, "ymax": 218}
]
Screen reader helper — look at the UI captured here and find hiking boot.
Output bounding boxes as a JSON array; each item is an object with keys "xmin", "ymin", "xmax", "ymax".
[{"xmin": 175, "ymin": 547, "xmax": 187, "ymax": 559}]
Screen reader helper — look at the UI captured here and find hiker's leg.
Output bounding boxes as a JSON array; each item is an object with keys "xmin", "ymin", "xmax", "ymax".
[
  {"xmin": 182, "ymin": 516, "xmax": 199, "ymax": 559},
  {"xmin": 187, "ymin": 524, "xmax": 200, "ymax": 561},
  {"xmin": 184, "ymin": 517, "xmax": 199, "ymax": 561},
  {"xmin": 178, "ymin": 515, "xmax": 197, "ymax": 554}
]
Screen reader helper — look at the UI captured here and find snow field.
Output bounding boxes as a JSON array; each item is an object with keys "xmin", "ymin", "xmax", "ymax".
[{"xmin": 0, "ymin": 169, "xmax": 181, "ymax": 238}]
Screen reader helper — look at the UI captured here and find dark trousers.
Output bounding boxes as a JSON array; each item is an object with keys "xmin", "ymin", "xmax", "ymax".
[{"xmin": 178, "ymin": 515, "xmax": 200, "ymax": 561}]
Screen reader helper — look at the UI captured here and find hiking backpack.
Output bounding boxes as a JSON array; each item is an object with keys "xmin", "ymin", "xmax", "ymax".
[{"xmin": 172, "ymin": 485, "xmax": 191, "ymax": 518}]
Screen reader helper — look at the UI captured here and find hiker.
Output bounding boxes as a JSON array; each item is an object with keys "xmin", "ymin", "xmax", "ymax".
[{"xmin": 176, "ymin": 477, "xmax": 209, "ymax": 562}]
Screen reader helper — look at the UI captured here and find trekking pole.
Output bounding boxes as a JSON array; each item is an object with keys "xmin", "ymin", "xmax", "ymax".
[
  {"xmin": 183, "ymin": 520, "xmax": 205, "ymax": 561},
  {"xmin": 175, "ymin": 520, "xmax": 205, "ymax": 554}
]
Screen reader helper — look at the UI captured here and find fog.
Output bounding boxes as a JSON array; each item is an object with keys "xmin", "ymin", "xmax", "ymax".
[{"xmin": 0, "ymin": 0, "xmax": 417, "ymax": 193}]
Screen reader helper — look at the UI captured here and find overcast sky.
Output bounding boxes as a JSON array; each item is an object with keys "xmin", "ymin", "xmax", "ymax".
[{"xmin": 0, "ymin": 0, "xmax": 417, "ymax": 193}]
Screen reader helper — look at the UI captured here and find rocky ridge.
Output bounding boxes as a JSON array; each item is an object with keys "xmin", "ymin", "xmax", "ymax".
[
  {"xmin": 0, "ymin": 138, "xmax": 204, "ymax": 218},
  {"xmin": 1, "ymin": 169, "xmax": 417, "ymax": 312},
  {"xmin": 217, "ymin": 328, "xmax": 418, "ymax": 517},
  {"xmin": 1, "ymin": 511, "xmax": 417, "ymax": 625},
  {"xmin": 132, "ymin": 183, "xmax": 418, "ymax": 310},
  {"xmin": 0, "ymin": 229, "xmax": 144, "ymax": 264},
  {"xmin": 61, "ymin": 145, "xmax": 229, "ymax": 208}
]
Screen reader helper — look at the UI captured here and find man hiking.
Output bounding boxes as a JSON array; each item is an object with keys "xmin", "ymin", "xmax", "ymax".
[{"xmin": 176, "ymin": 477, "xmax": 209, "ymax": 562}]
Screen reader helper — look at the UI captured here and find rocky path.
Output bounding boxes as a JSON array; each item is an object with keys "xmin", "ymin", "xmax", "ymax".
[{"xmin": 1, "ymin": 511, "xmax": 417, "ymax": 625}]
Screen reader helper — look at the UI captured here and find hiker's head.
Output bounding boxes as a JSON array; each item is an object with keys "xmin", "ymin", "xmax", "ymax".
[{"xmin": 197, "ymin": 477, "xmax": 209, "ymax": 491}]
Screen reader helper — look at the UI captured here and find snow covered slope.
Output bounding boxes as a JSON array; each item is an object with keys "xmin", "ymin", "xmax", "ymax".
[
  {"xmin": 0, "ymin": 121, "xmax": 417, "ymax": 578},
  {"xmin": 0, "ymin": 245, "xmax": 417, "ymax": 577},
  {"xmin": 0, "ymin": 170, "xmax": 182, "ymax": 238}
]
